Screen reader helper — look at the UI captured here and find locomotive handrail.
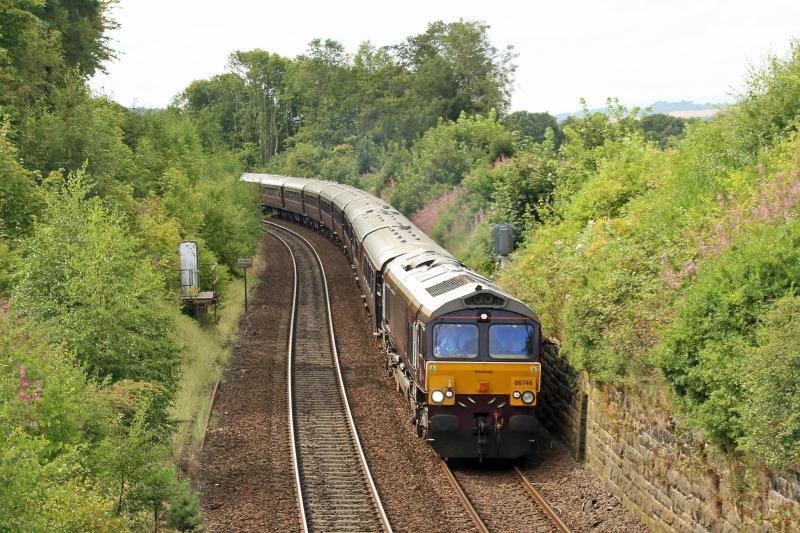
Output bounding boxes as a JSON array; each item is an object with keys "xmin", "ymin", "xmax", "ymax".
[{"xmin": 266, "ymin": 220, "xmax": 393, "ymax": 533}]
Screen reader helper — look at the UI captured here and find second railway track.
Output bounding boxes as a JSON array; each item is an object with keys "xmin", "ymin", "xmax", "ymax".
[
  {"xmin": 266, "ymin": 221, "xmax": 392, "ymax": 533},
  {"xmin": 443, "ymin": 461, "xmax": 572, "ymax": 533}
]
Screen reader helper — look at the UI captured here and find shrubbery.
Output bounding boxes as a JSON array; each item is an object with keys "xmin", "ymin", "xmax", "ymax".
[
  {"xmin": 496, "ymin": 42, "xmax": 800, "ymax": 470},
  {"xmin": 0, "ymin": 4, "xmax": 263, "ymax": 528}
]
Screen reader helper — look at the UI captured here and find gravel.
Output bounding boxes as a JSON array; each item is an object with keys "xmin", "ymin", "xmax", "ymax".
[
  {"xmin": 198, "ymin": 219, "xmax": 648, "ymax": 533},
  {"xmin": 519, "ymin": 420, "xmax": 648, "ymax": 531},
  {"xmin": 198, "ymin": 232, "xmax": 300, "ymax": 532}
]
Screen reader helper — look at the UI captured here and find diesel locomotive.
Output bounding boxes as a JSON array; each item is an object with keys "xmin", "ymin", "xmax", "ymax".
[{"xmin": 243, "ymin": 173, "xmax": 542, "ymax": 460}]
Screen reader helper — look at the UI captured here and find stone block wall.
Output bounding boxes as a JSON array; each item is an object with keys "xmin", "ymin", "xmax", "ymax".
[
  {"xmin": 537, "ymin": 342, "xmax": 800, "ymax": 532},
  {"xmin": 537, "ymin": 341, "xmax": 586, "ymax": 460}
]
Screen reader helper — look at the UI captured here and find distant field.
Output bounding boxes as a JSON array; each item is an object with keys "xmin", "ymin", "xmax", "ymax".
[{"xmin": 665, "ymin": 108, "xmax": 720, "ymax": 118}]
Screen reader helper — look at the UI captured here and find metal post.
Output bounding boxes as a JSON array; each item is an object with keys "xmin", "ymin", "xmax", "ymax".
[{"xmin": 238, "ymin": 257, "xmax": 253, "ymax": 313}]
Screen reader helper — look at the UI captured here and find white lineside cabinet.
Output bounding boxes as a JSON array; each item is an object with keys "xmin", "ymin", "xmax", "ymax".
[{"xmin": 179, "ymin": 241, "xmax": 198, "ymax": 297}]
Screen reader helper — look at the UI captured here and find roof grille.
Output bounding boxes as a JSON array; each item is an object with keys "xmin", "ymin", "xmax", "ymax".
[{"xmin": 426, "ymin": 274, "xmax": 472, "ymax": 297}]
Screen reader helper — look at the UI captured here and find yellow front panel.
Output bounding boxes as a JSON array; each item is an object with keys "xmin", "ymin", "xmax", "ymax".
[{"xmin": 426, "ymin": 362, "xmax": 540, "ymax": 405}]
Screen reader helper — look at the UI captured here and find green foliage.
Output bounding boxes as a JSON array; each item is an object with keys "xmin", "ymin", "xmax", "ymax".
[
  {"xmin": 503, "ymin": 111, "xmax": 563, "ymax": 146},
  {"xmin": 563, "ymin": 134, "xmax": 665, "ymax": 224},
  {"xmin": 165, "ymin": 480, "xmax": 203, "ymax": 531},
  {"xmin": 0, "ymin": 239, "xmax": 20, "ymax": 295},
  {"xmin": 639, "ymin": 113, "xmax": 689, "ymax": 148},
  {"xmin": 736, "ymin": 39, "xmax": 800, "ymax": 152},
  {"xmin": 20, "ymin": 74, "xmax": 133, "ymax": 195},
  {"xmin": 0, "ymin": 121, "xmax": 42, "ymax": 237},
  {"xmin": 656, "ymin": 221, "xmax": 800, "ymax": 449},
  {"xmin": 0, "ymin": 306, "xmax": 126, "ymax": 532},
  {"xmin": 468, "ymin": 143, "xmax": 558, "ymax": 233},
  {"xmin": 0, "ymin": 429, "xmax": 124, "ymax": 533},
  {"xmin": 396, "ymin": 20, "xmax": 516, "ymax": 119},
  {"xmin": 95, "ymin": 400, "xmax": 201, "ymax": 530},
  {"xmin": 0, "ymin": 0, "xmax": 64, "ymax": 115},
  {"xmin": 0, "ymin": 0, "xmax": 115, "ymax": 118},
  {"xmin": 389, "ymin": 110, "xmax": 514, "ymax": 214},
  {"xmin": 195, "ymin": 174, "xmax": 262, "ymax": 271},
  {"xmin": 563, "ymin": 221, "xmax": 663, "ymax": 380},
  {"xmin": 13, "ymin": 173, "xmax": 181, "ymax": 384},
  {"xmin": 740, "ymin": 296, "xmax": 800, "ymax": 470}
]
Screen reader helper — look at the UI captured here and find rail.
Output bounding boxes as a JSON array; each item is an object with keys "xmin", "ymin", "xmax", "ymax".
[
  {"xmin": 265, "ymin": 221, "xmax": 392, "ymax": 533},
  {"xmin": 442, "ymin": 460, "xmax": 572, "ymax": 533}
]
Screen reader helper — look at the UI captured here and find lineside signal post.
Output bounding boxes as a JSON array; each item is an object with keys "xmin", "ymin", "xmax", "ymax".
[{"xmin": 238, "ymin": 257, "xmax": 253, "ymax": 311}]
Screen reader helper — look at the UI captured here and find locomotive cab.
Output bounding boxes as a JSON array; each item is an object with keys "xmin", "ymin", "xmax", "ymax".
[
  {"xmin": 423, "ymin": 309, "xmax": 541, "ymax": 460},
  {"xmin": 383, "ymin": 249, "xmax": 543, "ymax": 460}
]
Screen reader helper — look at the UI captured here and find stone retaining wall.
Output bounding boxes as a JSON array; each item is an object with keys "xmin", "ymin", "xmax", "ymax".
[
  {"xmin": 537, "ymin": 341, "xmax": 586, "ymax": 460},
  {"xmin": 538, "ymin": 342, "xmax": 800, "ymax": 532}
]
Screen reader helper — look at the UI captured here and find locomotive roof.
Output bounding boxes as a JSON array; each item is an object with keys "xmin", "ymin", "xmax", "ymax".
[{"xmin": 386, "ymin": 250, "xmax": 537, "ymax": 321}]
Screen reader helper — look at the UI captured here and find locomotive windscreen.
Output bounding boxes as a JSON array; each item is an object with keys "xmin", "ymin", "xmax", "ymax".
[
  {"xmin": 433, "ymin": 324, "xmax": 478, "ymax": 358},
  {"xmin": 489, "ymin": 324, "xmax": 537, "ymax": 359}
]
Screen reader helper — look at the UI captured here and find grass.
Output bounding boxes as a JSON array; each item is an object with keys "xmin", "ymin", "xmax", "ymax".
[{"xmin": 170, "ymin": 247, "xmax": 265, "ymax": 473}]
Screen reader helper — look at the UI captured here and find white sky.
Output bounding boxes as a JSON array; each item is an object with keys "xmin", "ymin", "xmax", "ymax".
[{"xmin": 89, "ymin": 0, "xmax": 800, "ymax": 114}]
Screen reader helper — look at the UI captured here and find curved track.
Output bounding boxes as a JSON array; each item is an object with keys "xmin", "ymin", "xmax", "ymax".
[
  {"xmin": 443, "ymin": 461, "xmax": 572, "ymax": 533},
  {"xmin": 266, "ymin": 221, "xmax": 392, "ymax": 533}
]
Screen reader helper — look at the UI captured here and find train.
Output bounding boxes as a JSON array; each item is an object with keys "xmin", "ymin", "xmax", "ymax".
[{"xmin": 243, "ymin": 173, "xmax": 542, "ymax": 460}]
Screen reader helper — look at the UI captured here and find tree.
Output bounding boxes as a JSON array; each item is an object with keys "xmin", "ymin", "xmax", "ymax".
[
  {"xmin": 37, "ymin": 0, "xmax": 117, "ymax": 77},
  {"xmin": 503, "ymin": 111, "xmax": 563, "ymax": 146},
  {"xmin": 396, "ymin": 20, "xmax": 517, "ymax": 120},
  {"xmin": 20, "ymin": 73, "xmax": 133, "ymax": 195},
  {"xmin": 741, "ymin": 296, "xmax": 800, "ymax": 470},
  {"xmin": 228, "ymin": 50, "xmax": 297, "ymax": 164},
  {"xmin": 0, "ymin": 0, "xmax": 116, "ymax": 117},
  {"xmin": 0, "ymin": 305, "xmax": 126, "ymax": 531},
  {"xmin": 0, "ymin": 121, "xmax": 42, "ymax": 237},
  {"xmin": 13, "ymin": 172, "xmax": 181, "ymax": 384},
  {"xmin": 639, "ymin": 113, "xmax": 688, "ymax": 147},
  {"xmin": 0, "ymin": 0, "xmax": 63, "ymax": 115}
]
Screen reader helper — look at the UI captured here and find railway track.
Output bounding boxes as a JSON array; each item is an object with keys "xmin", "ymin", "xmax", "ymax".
[
  {"xmin": 266, "ymin": 221, "xmax": 392, "ymax": 533},
  {"xmin": 442, "ymin": 461, "xmax": 572, "ymax": 533}
]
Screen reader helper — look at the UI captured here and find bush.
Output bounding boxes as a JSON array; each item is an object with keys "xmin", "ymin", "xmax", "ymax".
[
  {"xmin": 656, "ymin": 221, "xmax": 800, "ymax": 449},
  {"xmin": 0, "ymin": 305, "xmax": 125, "ymax": 531},
  {"xmin": 0, "ymin": 122, "xmax": 42, "ymax": 238},
  {"xmin": 13, "ymin": 173, "xmax": 182, "ymax": 385},
  {"xmin": 740, "ymin": 296, "xmax": 800, "ymax": 470}
]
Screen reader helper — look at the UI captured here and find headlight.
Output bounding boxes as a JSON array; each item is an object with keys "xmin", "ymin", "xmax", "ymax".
[
  {"xmin": 521, "ymin": 391, "xmax": 535, "ymax": 404},
  {"xmin": 444, "ymin": 389, "xmax": 454, "ymax": 398},
  {"xmin": 512, "ymin": 390, "xmax": 521, "ymax": 399},
  {"xmin": 431, "ymin": 390, "xmax": 445, "ymax": 403}
]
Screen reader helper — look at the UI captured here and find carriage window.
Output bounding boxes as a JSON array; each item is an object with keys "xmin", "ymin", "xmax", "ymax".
[
  {"xmin": 363, "ymin": 258, "xmax": 373, "ymax": 292},
  {"xmin": 383, "ymin": 286, "xmax": 392, "ymax": 321},
  {"xmin": 433, "ymin": 324, "xmax": 478, "ymax": 359},
  {"xmin": 489, "ymin": 324, "xmax": 536, "ymax": 359}
]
